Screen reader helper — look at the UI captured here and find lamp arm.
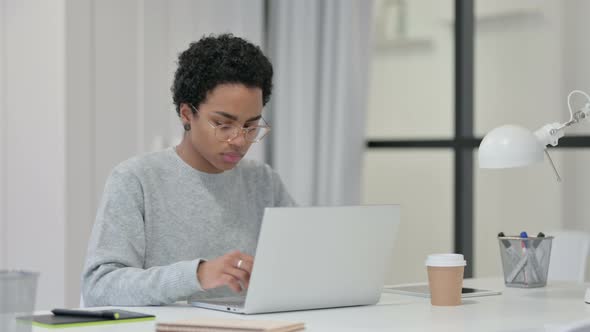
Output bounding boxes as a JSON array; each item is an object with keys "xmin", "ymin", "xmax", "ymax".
[
  {"xmin": 531, "ymin": 98, "xmax": 590, "ymax": 183},
  {"xmin": 572, "ymin": 102, "xmax": 590, "ymax": 123},
  {"xmin": 534, "ymin": 123, "xmax": 564, "ymax": 147},
  {"xmin": 531, "ymin": 123, "xmax": 563, "ymax": 182},
  {"xmin": 533, "ymin": 101, "xmax": 590, "ymax": 147}
]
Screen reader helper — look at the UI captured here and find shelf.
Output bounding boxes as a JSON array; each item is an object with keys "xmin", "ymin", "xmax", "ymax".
[
  {"xmin": 442, "ymin": 8, "xmax": 544, "ymax": 27},
  {"xmin": 374, "ymin": 38, "xmax": 433, "ymax": 55},
  {"xmin": 476, "ymin": 8, "xmax": 544, "ymax": 26}
]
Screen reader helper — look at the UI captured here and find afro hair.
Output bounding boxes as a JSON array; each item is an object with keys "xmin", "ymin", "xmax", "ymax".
[{"xmin": 171, "ymin": 33, "xmax": 273, "ymax": 116}]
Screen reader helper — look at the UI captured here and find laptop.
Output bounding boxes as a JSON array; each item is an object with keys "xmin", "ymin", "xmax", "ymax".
[{"xmin": 190, "ymin": 205, "xmax": 400, "ymax": 314}]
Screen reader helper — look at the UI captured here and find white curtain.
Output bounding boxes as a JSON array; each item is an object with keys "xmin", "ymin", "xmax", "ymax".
[{"xmin": 268, "ymin": 0, "xmax": 374, "ymax": 206}]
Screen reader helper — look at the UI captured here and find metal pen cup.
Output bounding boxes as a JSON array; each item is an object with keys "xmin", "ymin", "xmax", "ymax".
[{"xmin": 498, "ymin": 236, "xmax": 553, "ymax": 288}]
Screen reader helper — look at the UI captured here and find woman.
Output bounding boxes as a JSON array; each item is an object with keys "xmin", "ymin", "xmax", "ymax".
[{"xmin": 82, "ymin": 34, "xmax": 295, "ymax": 306}]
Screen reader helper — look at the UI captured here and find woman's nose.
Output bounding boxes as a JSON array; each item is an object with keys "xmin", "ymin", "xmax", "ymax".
[{"xmin": 229, "ymin": 130, "xmax": 248, "ymax": 147}]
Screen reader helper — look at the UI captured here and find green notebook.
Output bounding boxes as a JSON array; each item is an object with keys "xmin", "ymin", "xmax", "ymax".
[{"xmin": 22, "ymin": 309, "xmax": 155, "ymax": 329}]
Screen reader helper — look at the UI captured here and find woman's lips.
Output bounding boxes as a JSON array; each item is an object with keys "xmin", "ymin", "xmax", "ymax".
[{"xmin": 222, "ymin": 152, "xmax": 243, "ymax": 163}]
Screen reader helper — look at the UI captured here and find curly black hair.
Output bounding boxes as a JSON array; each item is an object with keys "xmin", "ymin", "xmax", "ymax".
[{"xmin": 171, "ymin": 33, "xmax": 273, "ymax": 116}]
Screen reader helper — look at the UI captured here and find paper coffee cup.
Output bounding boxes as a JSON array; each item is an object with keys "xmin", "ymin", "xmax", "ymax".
[{"xmin": 425, "ymin": 254, "xmax": 466, "ymax": 306}]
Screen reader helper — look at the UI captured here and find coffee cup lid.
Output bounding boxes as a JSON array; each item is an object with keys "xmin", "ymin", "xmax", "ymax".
[{"xmin": 425, "ymin": 253, "xmax": 467, "ymax": 267}]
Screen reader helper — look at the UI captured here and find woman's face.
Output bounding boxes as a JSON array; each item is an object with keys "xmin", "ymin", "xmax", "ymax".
[{"xmin": 179, "ymin": 83, "xmax": 264, "ymax": 173}]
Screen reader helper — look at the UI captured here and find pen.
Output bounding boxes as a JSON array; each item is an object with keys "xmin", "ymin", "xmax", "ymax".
[
  {"xmin": 527, "ymin": 232, "xmax": 545, "ymax": 282},
  {"xmin": 498, "ymin": 232, "xmax": 520, "ymax": 264},
  {"xmin": 520, "ymin": 231, "xmax": 529, "ymax": 284},
  {"xmin": 506, "ymin": 253, "xmax": 528, "ymax": 283},
  {"xmin": 51, "ymin": 309, "xmax": 120, "ymax": 320},
  {"xmin": 532, "ymin": 232, "xmax": 545, "ymax": 248}
]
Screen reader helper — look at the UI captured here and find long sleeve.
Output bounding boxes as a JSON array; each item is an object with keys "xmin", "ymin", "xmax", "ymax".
[
  {"xmin": 82, "ymin": 149, "xmax": 296, "ymax": 306},
  {"xmin": 81, "ymin": 168, "xmax": 202, "ymax": 306}
]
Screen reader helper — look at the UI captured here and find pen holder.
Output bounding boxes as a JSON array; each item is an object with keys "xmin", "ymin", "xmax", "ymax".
[
  {"xmin": 498, "ymin": 236, "xmax": 553, "ymax": 288},
  {"xmin": 0, "ymin": 270, "xmax": 39, "ymax": 332}
]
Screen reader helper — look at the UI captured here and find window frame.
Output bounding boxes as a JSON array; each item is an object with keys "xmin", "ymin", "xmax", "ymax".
[{"xmin": 365, "ymin": 0, "xmax": 590, "ymax": 277}]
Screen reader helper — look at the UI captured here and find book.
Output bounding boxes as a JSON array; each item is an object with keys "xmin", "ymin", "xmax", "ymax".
[
  {"xmin": 156, "ymin": 317, "xmax": 305, "ymax": 332},
  {"xmin": 23, "ymin": 309, "xmax": 155, "ymax": 328}
]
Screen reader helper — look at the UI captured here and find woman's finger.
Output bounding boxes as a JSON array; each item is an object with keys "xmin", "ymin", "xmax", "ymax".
[
  {"xmin": 224, "ymin": 266, "xmax": 250, "ymax": 288},
  {"xmin": 221, "ymin": 273, "xmax": 242, "ymax": 293}
]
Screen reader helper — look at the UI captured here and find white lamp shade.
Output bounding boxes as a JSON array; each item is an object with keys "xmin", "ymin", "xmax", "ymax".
[{"xmin": 478, "ymin": 124, "xmax": 545, "ymax": 169}]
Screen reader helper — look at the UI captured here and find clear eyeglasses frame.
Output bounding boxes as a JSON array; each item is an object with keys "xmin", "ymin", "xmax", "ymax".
[{"xmin": 189, "ymin": 104, "xmax": 271, "ymax": 143}]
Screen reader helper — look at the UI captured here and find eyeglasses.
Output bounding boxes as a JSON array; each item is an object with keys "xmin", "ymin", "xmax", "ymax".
[{"xmin": 189, "ymin": 104, "xmax": 271, "ymax": 143}]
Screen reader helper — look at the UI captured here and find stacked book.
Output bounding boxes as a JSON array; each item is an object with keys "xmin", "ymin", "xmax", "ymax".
[{"xmin": 156, "ymin": 317, "xmax": 305, "ymax": 332}]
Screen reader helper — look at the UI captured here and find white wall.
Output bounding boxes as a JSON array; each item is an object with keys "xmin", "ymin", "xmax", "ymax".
[
  {"xmin": 1, "ymin": 0, "xmax": 265, "ymax": 309},
  {"xmin": 0, "ymin": 0, "xmax": 6, "ymax": 269},
  {"xmin": 64, "ymin": 0, "xmax": 94, "ymax": 308},
  {"xmin": 2, "ymin": 0, "xmax": 67, "ymax": 309},
  {"xmin": 563, "ymin": 0, "xmax": 590, "ymax": 232},
  {"xmin": 363, "ymin": 150, "xmax": 454, "ymax": 284}
]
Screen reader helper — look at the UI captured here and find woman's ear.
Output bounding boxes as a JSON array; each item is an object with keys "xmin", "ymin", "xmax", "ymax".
[{"xmin": 179, "ymin": 103, "xmax": 194, "ymax": 124}]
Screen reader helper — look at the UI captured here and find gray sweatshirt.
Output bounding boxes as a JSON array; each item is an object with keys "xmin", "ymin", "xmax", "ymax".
[{"xmin": 82, "ymin": 147, "xmax": 295, "ymax": 306}]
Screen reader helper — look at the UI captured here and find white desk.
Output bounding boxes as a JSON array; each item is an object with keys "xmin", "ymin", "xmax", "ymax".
[{"xmin": 33, "ymin": 278, "xmax": 590, "ymax": 331}]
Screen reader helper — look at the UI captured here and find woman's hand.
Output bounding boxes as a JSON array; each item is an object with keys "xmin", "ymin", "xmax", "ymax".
[{"xmin": 196, "ymin": 250, "xmax": 254, "ymax": 292}]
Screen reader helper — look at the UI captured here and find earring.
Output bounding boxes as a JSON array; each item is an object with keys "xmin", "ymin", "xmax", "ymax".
[{"xmin": 183, "ymin": 123, "xmax": 191, "ymax": 131}]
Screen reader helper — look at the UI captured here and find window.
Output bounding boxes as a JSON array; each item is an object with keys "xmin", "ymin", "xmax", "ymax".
[{"xmin": 364, "ymin": 0, "xmax": 590, "ymax": 282}]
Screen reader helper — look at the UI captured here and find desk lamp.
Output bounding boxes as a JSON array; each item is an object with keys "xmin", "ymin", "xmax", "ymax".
[{"xmin": 478, "ymin": 90, "xmax": 590, "ymax": 303}]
